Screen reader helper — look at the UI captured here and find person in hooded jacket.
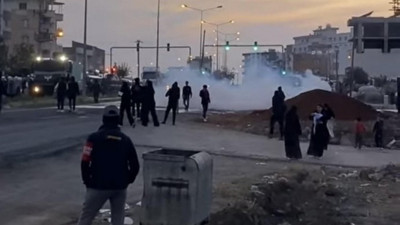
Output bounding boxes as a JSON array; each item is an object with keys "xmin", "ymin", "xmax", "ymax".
[
  {"xmin": 77, "ymin": 105, "xmax": 139, "ymax": 225},
  {"xmin": 307, "ymin": 104, "xmax": 328, "ymax": 158},
  {"xmin": 56, "ymin": 77, "xmax": 67, "ymax": 112},
  {"xmin": 270, "ymin": 91, "xmax": 286, "ymax": 139},
  {"xmin": 67, "ymin": 77, "xmax": 80, "ymax": 112},
  {"xmin": 284, "ymin": 106, "xmax": 302, "ymax": 159},
  {"xmin": 199, "ymin": 85, "xmax": 211, "ymax": 122},
  {"xmin": 162, "ymin": 82, "xmax": 180, "ymax": 125},
  {"xmin": 118, "ymin": 82, "xmax": 134, "ymax": 127},
  {"xmin": 131, "ymin": 78, "xmax": 142, "ymax": 118},
  {"xmin": 140, "ymin": 80, "xmax": 160, "ymax": 127}
]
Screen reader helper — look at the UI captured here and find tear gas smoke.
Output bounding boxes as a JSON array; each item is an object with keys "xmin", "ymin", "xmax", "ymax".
[{"xmin": 153, "ymin": 64, "xmax": 331, "ymax": 111}]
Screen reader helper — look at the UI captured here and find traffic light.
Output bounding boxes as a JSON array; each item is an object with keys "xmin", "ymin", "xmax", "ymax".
[
  {"xmin": 225, "ymin": 41, "xmax": 230, "ymax": 51},
  {"xmin": 111, "ymin": 66, "xmax": 117, "ymax": 75},
  {"xmin": 253, "ymin": 41, "xmax": 258, "ymax": 51},
  {"xmin": 167, "ymin": 43, "xmax": 170, "ymax": 52},
  {"xmin": 281, "ymin": 70, "xmax": 287, "ymax": 75}
]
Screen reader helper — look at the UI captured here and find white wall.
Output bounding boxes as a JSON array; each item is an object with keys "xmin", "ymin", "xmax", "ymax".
[{"xmin": 354, "ymin": 49, "xmax": 400, "ymax": 78}]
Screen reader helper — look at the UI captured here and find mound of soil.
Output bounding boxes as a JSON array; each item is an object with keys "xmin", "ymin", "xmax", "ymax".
[{"xmin": 251, "ymin": 89, "xmax": 378, "ymax": 121}]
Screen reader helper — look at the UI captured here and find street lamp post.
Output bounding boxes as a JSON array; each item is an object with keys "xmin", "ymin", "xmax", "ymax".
[
  {"xmin": 181, "ymin": 4, "xmax": 223, "ymax": 56},
  {"xmin": 215, "ymin": 31, "xmax": 240, "ymax": 71},
  {"xmin": 156, "ymin": 0, "xmax": 160, "ymax": 72},
  {"xmin": 83, "ymin": 0, "xmax": 88, "ymax": 96},
  {"xmin": 335, "ymin": 46, "xmax": 339, "ymax": 92},
  {"xmin": 202, "ymin": 20, "xmax": 234, "ymax": 71}
]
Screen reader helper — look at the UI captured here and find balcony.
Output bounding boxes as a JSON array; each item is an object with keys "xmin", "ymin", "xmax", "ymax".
[
  {"xmin": 42, "ymin": 11, "xmax": 64, "ymax": 22},
  {"xmin": 36, "ymin": 32, "xmax": 54, "ymax": 43}
]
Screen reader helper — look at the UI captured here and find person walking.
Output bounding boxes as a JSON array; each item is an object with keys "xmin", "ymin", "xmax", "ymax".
[
  {"xmin": 307, "ymin": 104, "xmax": 328, "ymax": 158},
  {"xmin": 131, "ymin": 78, "xmax": 143, "ymax": 119},
  {"xmin": 141, "ymin": 80, "xmax": 160, "ymax": 127},
  {"xmin": 67, "ymin": 77, "xmax": 80, "ymax": 112},
  {"xmin": 269, "ymin": 91, "xmax": 286, "ymax": 139},
  {"xmin": 77, "ymin": 105, "xmax": 140, "ymax": 225},
  {"xmin": 92, "ymin": 80, "xmax": 101, "ymax": 103},
  {"xmin": 162, "ymin": 82, "xmax": 180, "ymax": 125},
  {"xmin": 182, "ymin": 81, "xmax": 192, "ymax": 111},
  {"xmin": 284, "ymin": 106, "xmax": 302, "ymax": 160},
  {"xmin": 354, "ymin": 117, "xmax": 366, "ymax": 149},
  {"xmin": 55, "ymin": 77, "xmax": 67, "ymax": 112},
  {"xmin": 199, "ymin": 85, "xmax": 211, "ymax": 122},
  {"xmin": 373, "ymin": 116, "xmax": 384, "ymax": 148},
  {"xmin": 118, "ymin": 82, "xmax": 135, "ymax": 127}
]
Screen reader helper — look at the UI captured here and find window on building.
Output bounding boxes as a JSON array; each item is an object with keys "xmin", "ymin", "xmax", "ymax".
[
  {"xmin": 22, "ymin": 35, "xmax": 29, "ymax": 44},
  {"xmin": 23, "ymin": 19, "xmax": 29, "ymax": 28},
  {"xmin": 339, "ymin": 37, "xmax": 342, "ymax": 41},
  {"xmin": 19, "ymin": 3, "xmax": 27, "ymax": 10}
]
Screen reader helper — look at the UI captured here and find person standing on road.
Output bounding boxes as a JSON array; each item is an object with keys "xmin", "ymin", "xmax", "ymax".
[
  {"xmin": 354, "ymin": 117, "xmax": 366, "ymax": 149},
  {"xmin": 77, "ymin": 105, "xmax": 140, "ymax": 225},
  {"xmin": 277, "ymin": 86, "xmax": 286, "ymax": 102},
  {"xmin": 162, "ymin": 82, "xmax": 180, "ymax": 125},
  {"xmin": 373, "ymin": 116, "xmax": 384, "ymax": 148},
  {"xmin": 118, "ymin": 82, "xmax": 135, "ymax": 127},
  {"xmin": 269, "ymin": 91, "xmax": 286, "ymax": 139},
  {"xmin": 182, "ymin": 81, "xmax": 192, "ymax": 111},
  {"xmin": 55, "ymin": 77, "xmax": 67, "ymax": 112},
  {"xmin": 307, "ymin": 104, "xmax": 328, "ymax": 158},
  {"xmin": 67, "ymin": 77, "xmax": 80, "ymax": 112},
  {"xmin": 141, "ymin": 80, "xmax": 160, "ymax": 127},
  {"xmin": 284, "ymin": 106, "xmax": 302, "ymax": 160},
  {"xmin": 131, "ymin": 78, "xmax": 143, "ymax": 119},
  {"xmin": 92, "ymin": 80, "xmax": 101, "ymax": 103},
  {"xmin": 199, "ymin": 85, "xmax": 211, "ymax": 122}
]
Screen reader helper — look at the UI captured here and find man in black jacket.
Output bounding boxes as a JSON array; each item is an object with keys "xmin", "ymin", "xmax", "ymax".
[
  {"xmin": 182, "ymin": 81, "xmax": 192, "ymax": 111},
  {"xmin": 131, "ymin": 78, "xmax": 143, "ymax": 118},
  {"xmin": 56, "ymin": 77, "xmax": 67, "ymax": 112},
  {"xmin": 77, "ymin": 105, "xmax": 140, "ymax": 225},
  {"xmin": 162, "ymin": 82, "xmax": 180, "ymax": 125}
]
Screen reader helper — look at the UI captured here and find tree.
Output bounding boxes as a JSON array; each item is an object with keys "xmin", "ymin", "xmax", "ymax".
[
  {"xmin": 116, "ymin": 63, "xmax": 131, "ymax": 78},
  {"xmin": 7, "ymin": 43, "xmax": 35, "ymax": 75},
  {"xmin": 345, "ymin": 67, "xmax": 369, "ymax": 85},
  {"xmin": 0, "ymin": 38, "xmax": 8, "ymax": 75}
]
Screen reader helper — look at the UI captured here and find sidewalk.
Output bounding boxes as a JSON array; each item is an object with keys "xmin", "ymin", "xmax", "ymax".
[{"xmin": 123, "ymin": 122, "xmax": 400, "ymax": 168}]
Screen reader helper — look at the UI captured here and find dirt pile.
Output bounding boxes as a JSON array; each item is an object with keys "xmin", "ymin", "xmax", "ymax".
[
  {"xmin": 209, "ymin": 165, "xmax": 400, "ymax": 225},
  {"xmin": 250, "ymin": 89, "xmax": 378, "ymax": 121}
]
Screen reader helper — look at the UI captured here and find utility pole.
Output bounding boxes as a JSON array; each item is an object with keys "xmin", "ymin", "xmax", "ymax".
[
  {"xmin": 82, "ymin": 0, "xmax": 88, "ymax": 95},
  {"xmin": 136, "ymin": 40, "xmax": 142, "ymax": 79},
  {"xmin": 156, "ymin": 0, "xmax": 160, "ymax": 72}
]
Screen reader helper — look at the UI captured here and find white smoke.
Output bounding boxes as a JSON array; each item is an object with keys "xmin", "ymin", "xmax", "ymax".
[{"xmin": 154, "ymin": 65, "xmax": 331, "ymax": 111}]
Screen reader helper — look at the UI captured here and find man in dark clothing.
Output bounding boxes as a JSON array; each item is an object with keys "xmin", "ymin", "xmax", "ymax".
[
  {"xmin": 56, "ymin": 77, "xmax": 67, "ymax": 112},
  {"xmin": 92, "ymin": 80, "xmax": 101, "ymax": 103},
  {"xmin": 182, "ymin": 81, "xmax": 192, "ymax": 111},
  {"xmin": 141, "ymin": 80, "xmax": 160, "ymax": 127},
  {"xmin": 199, "ymin": 85, "xmax": 211, "ymax": 122},
  {"xmin": 277, "ymin": 86, "xmax": 286, "ymax": 102},
  {"xmin": 77, "ymin": 105, "xmax": 140, "ymax": 225},
  {"xmin": 131, "ymin": 78, "xmax": 142, "ymax": 118},
  {"xmin": 67, "ymin": 77, "xmax": 80, "ymax": 112},
  {"xmin": 373, "ymin": 117, "xmax": 384, "ymax": 148},
  {"xmin": 284, "ymin": 106, "xmax": 302, "ymax": 159},
  {"xmin": 162, "ymin": 82, "xmax": 180, "ymax": 125},
  {"xmin": 119, "ymin": 82, "xmax": 135, "ymax": 127},
  {"xmin": 270, "ymin": 91, "xmax": 286, "ymax": 139}
]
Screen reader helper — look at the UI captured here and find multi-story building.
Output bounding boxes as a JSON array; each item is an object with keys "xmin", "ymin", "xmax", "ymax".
[
  {"xmin": 63, "ymin": 41, "xmax": 105, "ymax": 72},
  {"xmin": 348, "ymin": 14, "xmax": 400, "ymax": 78},
  {"xmin": 242, "ymin": 50, "xmax": 283, "ymax": 76},
  {"xmin": 291, "ymin": 24, "xmax": 352, "ymax": 77},
  {"xmin": 4, "ymin": 0, "xmax": 64, "ymax": 58},
  {"xmin": 187, "ymin": 56, "xmax": 212, "ymax": 73}
]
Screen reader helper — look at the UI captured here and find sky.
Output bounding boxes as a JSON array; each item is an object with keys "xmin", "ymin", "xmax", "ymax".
[{"xmin": 58, "ymin": 0, "xmax": 391, "ymax": 75}]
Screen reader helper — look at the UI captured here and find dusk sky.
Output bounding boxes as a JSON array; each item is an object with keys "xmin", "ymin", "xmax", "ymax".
[{"xmin": 59, "ymin": 0, "xmax": 390, "ymax": 74}]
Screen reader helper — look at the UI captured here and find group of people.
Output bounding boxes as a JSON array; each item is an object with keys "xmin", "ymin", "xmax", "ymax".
[
  {"xmin": 54, "ymin": 77, "xmax": 80, "ymax": 112},
  {"xmin": 269, "ymin": 87, "xmax": 336, "ymax": 160},
  {"xmin": 118, "ymin": 79, "xmax": 212, "ymax": 127},
  {"xmin": 354, "ymin": 115, "xmax": 384, "ymax": 149}
]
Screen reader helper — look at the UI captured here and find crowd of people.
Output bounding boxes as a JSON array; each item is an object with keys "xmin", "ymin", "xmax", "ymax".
[
  {"xmin": 54, "ymin": 77, "xmax": 81, "ymax": 112},
  {"xmin": 117, "ymin": 78, "xmax": 211, "ymax": 127},
  {"xmin": 269, "ymin": 87, "xmax": 386, "ymax": 161}
]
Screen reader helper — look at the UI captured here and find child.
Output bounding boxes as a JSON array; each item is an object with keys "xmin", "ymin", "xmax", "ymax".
[{"xmin": 355, "ymin": 117, "xmax": 366, "ymax": 149}]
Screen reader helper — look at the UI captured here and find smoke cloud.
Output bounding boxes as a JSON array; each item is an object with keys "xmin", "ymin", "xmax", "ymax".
[{"xmin": 153, "ymin": 64, "xmax": 331, "ymax": 111}]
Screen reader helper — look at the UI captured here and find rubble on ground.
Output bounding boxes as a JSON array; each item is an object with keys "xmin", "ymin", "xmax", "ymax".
[{"xmin": 209, "ymin": 165, "xmax": 400, "ymax": 225}]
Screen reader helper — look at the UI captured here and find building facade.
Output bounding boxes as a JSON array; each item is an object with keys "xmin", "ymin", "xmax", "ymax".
[
  {"xmin": 348, "ymin": 15, "xmax": 400, "ymax": 78},
  {"xmin": 63, "ymin": 41, "xmax": 105, "ymax": 72},
  {"xmin": 3, "ymin": 0, "xmax": 64, "ymax": 58},
  {"xmin": 291, "ymin": 24, "xmax": 352, "ymax": 77}
]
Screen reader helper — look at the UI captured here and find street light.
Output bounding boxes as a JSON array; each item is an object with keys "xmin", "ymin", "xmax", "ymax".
[
  {"xmin": 214, "ymin": 30, "xmax": 240, "ymax": 70},
  {"xmin": 181, "ymin": 4, "xmax": 223, "ymax": 56},
  {"xmin": 202, "ymin": 20, "xmax": 234, "ymax": 71},
  {"xmin": 83, "ymin": 0, "xmax": 88, "ymax": 96}
]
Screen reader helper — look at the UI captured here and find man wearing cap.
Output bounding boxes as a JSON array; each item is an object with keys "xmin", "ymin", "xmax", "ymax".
[{"xmin": 77, "ymin": 105, "xmax": 140, "ymax": 225}]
